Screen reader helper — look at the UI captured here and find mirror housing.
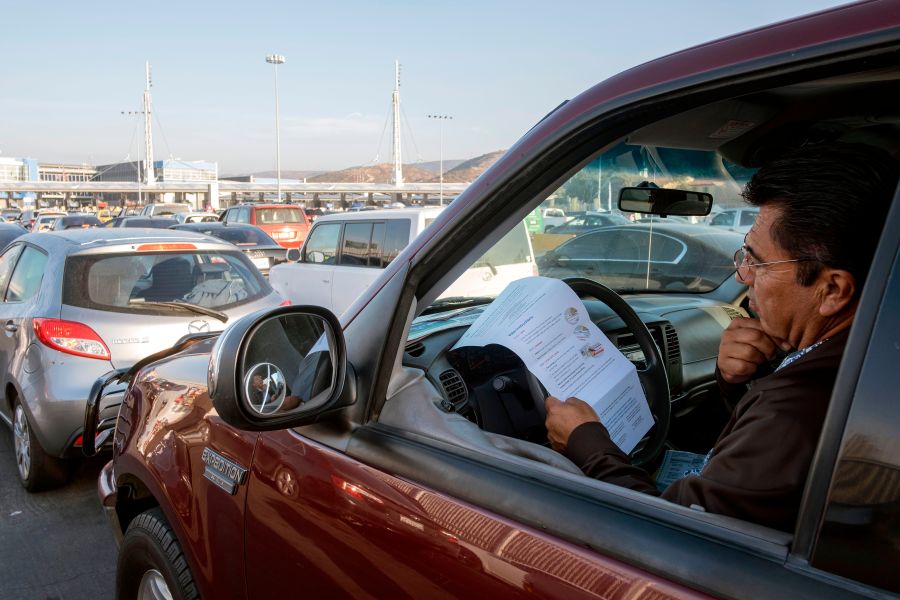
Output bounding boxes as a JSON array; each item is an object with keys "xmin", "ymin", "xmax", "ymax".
[
  {"xmin": 208, "ymin": 305, "xmax": 355, "ymax": 431},
  {"xmin": 286, "ymin": 248, "xmax": 301, "ymax": 262},
  {"xmin": 619, "ymin": 186, "xmax": 712, "ymax": 216}
]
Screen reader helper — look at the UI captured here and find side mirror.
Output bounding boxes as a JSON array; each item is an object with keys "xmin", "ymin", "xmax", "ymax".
[
  {"xmin": 306, "ymin": 250, "xmax": 325, "ymax": 263},
  {"xmin": 619, "ymin": 187, "xmax": 712, "ymax": 216},
  {"xmin": 208, "ymin": 306, "xmax": 355, "ymax": 431},
  {"xmin": 286, "ymin": 248, "xmax": 301, "ymax": 262}
]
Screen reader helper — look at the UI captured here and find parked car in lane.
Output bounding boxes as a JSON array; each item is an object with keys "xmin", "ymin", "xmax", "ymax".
[
  {"xmin": 538, "ymin": 223, "xmax": 741, "ymax": 291},
  {"xmin": 47, "ymin": 215, "xmax": 103, "ymax": 231},
  {"xmin": 269, "ymin": 207, "xmax": 536, "ymax": 316},
  {"xmin": 540, "ymin": 207, "xmax": 570, "ymax": 231},
  {"xmin": 173, "ymin": 211, "xmax": 220, "ymax": 224},
  {"xmin": 0, "ymin": 222, "xmax": 26, "ymax": 250},
  {"xmin": 708, "ymin": 207, "xmax": 759, "ymax": 234},
  {"xmin": 220, "ymin": 203, "xmax": 311, "ymax": 249},
  {"xmin": 103, "ymin": 216, "xmax": 179, "ymax": 229},
  {"xmin": 543, "ymin": 210, "xmax": 631, "ymax": 233},
  {"xmin": 138, "ymin": 202, "xmax": 192, "ymax": 218},
  {"xmin": 170, "ymin": 222, "xmax": 288, "ymax": 276},
  {"xmin": 32, "ymin": 211, "xmax": 68, "ymax": 232},
  {"xmin": 89, "ymin": 4, "xmax": 900, "ymax": 598},
  {"xmin": 0, "ymin": 228, "xmax": 284, "ymax": 492}
]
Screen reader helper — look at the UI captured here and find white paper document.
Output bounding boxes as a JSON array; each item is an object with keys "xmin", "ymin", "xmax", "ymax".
[{"xmin": 452, "ymin": 276, "xmax": 653, "ymax": 453}]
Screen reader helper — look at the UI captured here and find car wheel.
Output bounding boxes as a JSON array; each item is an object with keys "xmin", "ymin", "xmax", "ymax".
[
  {"xmin": 117, "ymin": 507, "xmax": 199, "ymax": 600},
  {"xmin": 13, "ymin": 399, "xmax": 71, "ymax": 492}
]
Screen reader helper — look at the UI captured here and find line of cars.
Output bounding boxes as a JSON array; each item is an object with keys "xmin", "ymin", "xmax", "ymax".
[
  {"xmin": 0, "ymin": 201, "xmax": 334, "ymax": 492},
  {"xmin": 0, "ymin": 227, "xmax": 288, "ymax": 491}
]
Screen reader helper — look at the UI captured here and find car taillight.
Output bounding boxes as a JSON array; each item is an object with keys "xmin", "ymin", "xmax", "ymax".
[
  {"xmin": 33, "ymin": 318, "xmax": 111, "ymax": 360},
  {"xmin": 279, "ymin": 299, "xmax": 291, "ymax": 306}
]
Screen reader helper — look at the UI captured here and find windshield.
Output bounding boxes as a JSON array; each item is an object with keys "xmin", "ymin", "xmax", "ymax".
[{"xmin": 436, "ymin": 143, "xmax": 752, "ymax": 306}]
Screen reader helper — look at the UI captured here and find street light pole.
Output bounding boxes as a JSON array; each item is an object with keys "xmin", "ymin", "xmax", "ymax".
[
  {"xmin": 266, "ymin": 53, "xmax": 286, "ymax": 203},
  {"xmin": 427, "ymin": 114, "xmax": 452, "ymax": 205}
]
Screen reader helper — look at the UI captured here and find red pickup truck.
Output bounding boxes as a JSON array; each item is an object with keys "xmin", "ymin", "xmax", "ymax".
[{"xmin": 87, "ymin": 2, "xmax": 900, "ymax": 597}]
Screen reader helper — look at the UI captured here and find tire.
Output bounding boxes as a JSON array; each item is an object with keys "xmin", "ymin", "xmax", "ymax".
[
  {"xmin": 117, "ymin": 507, "xmax": 199, "ymax": 600},
  {"xmin": 13, "ymin": 399, "xmax": 71, "ymax": 492}
]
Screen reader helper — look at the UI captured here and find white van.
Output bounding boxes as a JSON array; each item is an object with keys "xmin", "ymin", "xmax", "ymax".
[{"xmin": 269, "ymin": 207, "xmax": 537, "ymax": 316}]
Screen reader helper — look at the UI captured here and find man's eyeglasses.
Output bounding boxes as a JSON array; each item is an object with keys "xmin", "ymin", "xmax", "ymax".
[{"xmin": 733, "ymin": 246, "xmax": 811, "ymax": 282}]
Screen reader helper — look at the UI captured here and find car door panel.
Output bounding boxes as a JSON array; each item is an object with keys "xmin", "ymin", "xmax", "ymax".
[
  {"xmin": 346, "ymin": 426, "xmax": 868, "ymax": 599},
  {"xmin": 245, "ymin": 428, "xmax": 706, "ymax": 599}
]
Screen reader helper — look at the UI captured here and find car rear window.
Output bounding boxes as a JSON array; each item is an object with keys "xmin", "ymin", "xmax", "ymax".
[
  {"xmin": 63, "ymin": 251, "xmax": 268, "ymax": 314},
  {"xmin": 255, "ymin": 207, "xmax": 306, "ymax": 224}
]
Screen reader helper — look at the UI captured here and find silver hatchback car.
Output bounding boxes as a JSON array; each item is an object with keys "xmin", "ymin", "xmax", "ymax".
[{"xmin": 0, "ymin": 228, "xmax": 284, "ymax": 491}]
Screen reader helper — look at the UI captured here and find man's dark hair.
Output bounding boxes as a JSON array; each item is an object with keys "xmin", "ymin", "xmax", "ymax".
[{"xmin": 742, "ymin": 142, "xmax": 898, "ymax": 289}]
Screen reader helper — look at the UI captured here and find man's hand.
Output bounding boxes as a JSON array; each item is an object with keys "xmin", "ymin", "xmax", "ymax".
[
  {"xmin": 545, "ymin": 396, "xmax": 600, "ymax": 453},
  {"xmin": 717, "ymin": 317, "xmax": 788, "ymax": 384}
]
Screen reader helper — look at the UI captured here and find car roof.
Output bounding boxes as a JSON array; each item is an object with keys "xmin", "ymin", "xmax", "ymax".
[
  {"xmin": 174, "ymin": 222, "xmax": 250, "ymax": 230},
  {"xmin": 315, "ymin": 207, "xmax": 445, "ymax": 223},
  {"xmin": 31, "ymin": 227, "xmax": 236, "ymax": 254},
  {"xmin": 231, "ymin": 203, "xmax": 305, "ymax": 210}
]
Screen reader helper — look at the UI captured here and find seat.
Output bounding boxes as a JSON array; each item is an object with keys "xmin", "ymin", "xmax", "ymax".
[{"xmin": 142, "ymin": 258, "xmax": 194, "ymax": 301}]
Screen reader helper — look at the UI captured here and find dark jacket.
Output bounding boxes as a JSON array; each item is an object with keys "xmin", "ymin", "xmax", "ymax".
[{"xmin": 565, "ymin": 329, "xmax": 850, "ymax": 531}]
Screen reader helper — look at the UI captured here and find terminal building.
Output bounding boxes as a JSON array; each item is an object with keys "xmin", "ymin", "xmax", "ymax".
[
  {"xmin": 0, "ymin": 157, "xmax": 38, "ymax": 209},
  {"xmin": 39, "ymin": 163, "xmax": 97, "ymax": 209},
  {"xmin": 94, "ymin": 159, "xmax": 218, "ymax": 209}
]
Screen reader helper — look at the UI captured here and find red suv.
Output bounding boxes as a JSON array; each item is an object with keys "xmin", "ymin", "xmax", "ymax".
[
  {"xmin": 88, "ymin": 2, "xmax": 900, "ymax": 598},
  {"xmin": 220, "ymin": 203, "xmax": 310, "ymax": 249}
]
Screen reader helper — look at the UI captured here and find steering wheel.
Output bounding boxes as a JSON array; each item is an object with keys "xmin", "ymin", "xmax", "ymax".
[{"xmin": 528, "ymin": 277, "xmax": 671, "ymax": 467}]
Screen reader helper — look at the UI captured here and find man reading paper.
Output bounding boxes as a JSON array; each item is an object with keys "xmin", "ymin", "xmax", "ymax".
[{"xmin": 545, "ymin": 143, "xmax": 897, "ymax": 531}]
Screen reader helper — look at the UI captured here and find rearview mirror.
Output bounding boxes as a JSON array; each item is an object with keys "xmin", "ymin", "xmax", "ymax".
[
  {"xmin": 619, "ymin": 187, "xmax": 712, "ymax": 216},
  {"xmin": 208, "ymin": 306, "xmax": 355, "ymax": 431}
]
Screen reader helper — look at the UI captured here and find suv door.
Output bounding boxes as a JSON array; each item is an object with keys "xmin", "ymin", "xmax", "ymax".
[
  {"xmin": 292, "ymin": 222, "xmax": 341, "ymax": 311},
  {"xmin": 329, "ymin": 219, "xmax": 411, "ymax": 316},
  {"xmin": 330, "ymin": 221, "xmax": 381, "ymax": 317}
]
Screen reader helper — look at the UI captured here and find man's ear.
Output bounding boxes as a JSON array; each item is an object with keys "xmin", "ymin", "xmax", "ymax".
[{"xmin": 818, "ymin": 268, "xmax": 857, "ymax": 317}]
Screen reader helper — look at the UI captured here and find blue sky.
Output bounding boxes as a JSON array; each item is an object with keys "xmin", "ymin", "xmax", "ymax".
[{"xmin": 1, "ymin": 0, "xmax": 850, "ymax": 174}]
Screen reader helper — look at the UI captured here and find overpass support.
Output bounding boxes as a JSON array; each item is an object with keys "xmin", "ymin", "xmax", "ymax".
[{"xmin": 207, "ymin": 181, "xmax": 220, "ymax": 210}]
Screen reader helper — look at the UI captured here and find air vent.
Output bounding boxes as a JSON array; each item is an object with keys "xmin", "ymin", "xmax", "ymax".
[
  {"xmin": 664, "ymin": 325, "xmax": 681, "ymax": 362},
  {"xmin": 723, "ymin": 306, "xmax": 743, "ymax": 320},
  {"xmin": 439, "ymin": 369, "xmax": 468, "ymax": 407},
  {"xmin": 405, "ymin": 341, "xmax": 425, "ymax": 357}
]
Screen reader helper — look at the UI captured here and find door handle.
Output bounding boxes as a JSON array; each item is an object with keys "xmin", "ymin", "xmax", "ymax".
[{"xmin": 5, "ymin": 322, "xmax": 17, "ymax": 333}]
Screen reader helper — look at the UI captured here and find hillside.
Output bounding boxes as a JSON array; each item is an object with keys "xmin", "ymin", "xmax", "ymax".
[
  {"xmin": 306, "ymin": 163, "xmax": 436, "ymax": 183},
  {"xmin": 431, "ymin": 150, "xmax": 505, "ymax": 183},
  {"xmin": 243, "ymin": 151, "xmax": 505, "ymax": 183}
]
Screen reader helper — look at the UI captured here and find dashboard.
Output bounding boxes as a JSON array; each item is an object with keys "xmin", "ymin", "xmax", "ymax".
[{"xmin": 402, "ymin": 294, "xmax": 746, "ymax": 445}]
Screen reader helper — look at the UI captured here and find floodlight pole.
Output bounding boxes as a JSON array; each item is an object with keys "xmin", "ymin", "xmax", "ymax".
[
  {"xmin": 266, "ymin": 54, "xmax": 286, "ymax": 202},
  {"xmin": 427, "ymin": 114, "xmax": 453, "ymax": 205}
]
